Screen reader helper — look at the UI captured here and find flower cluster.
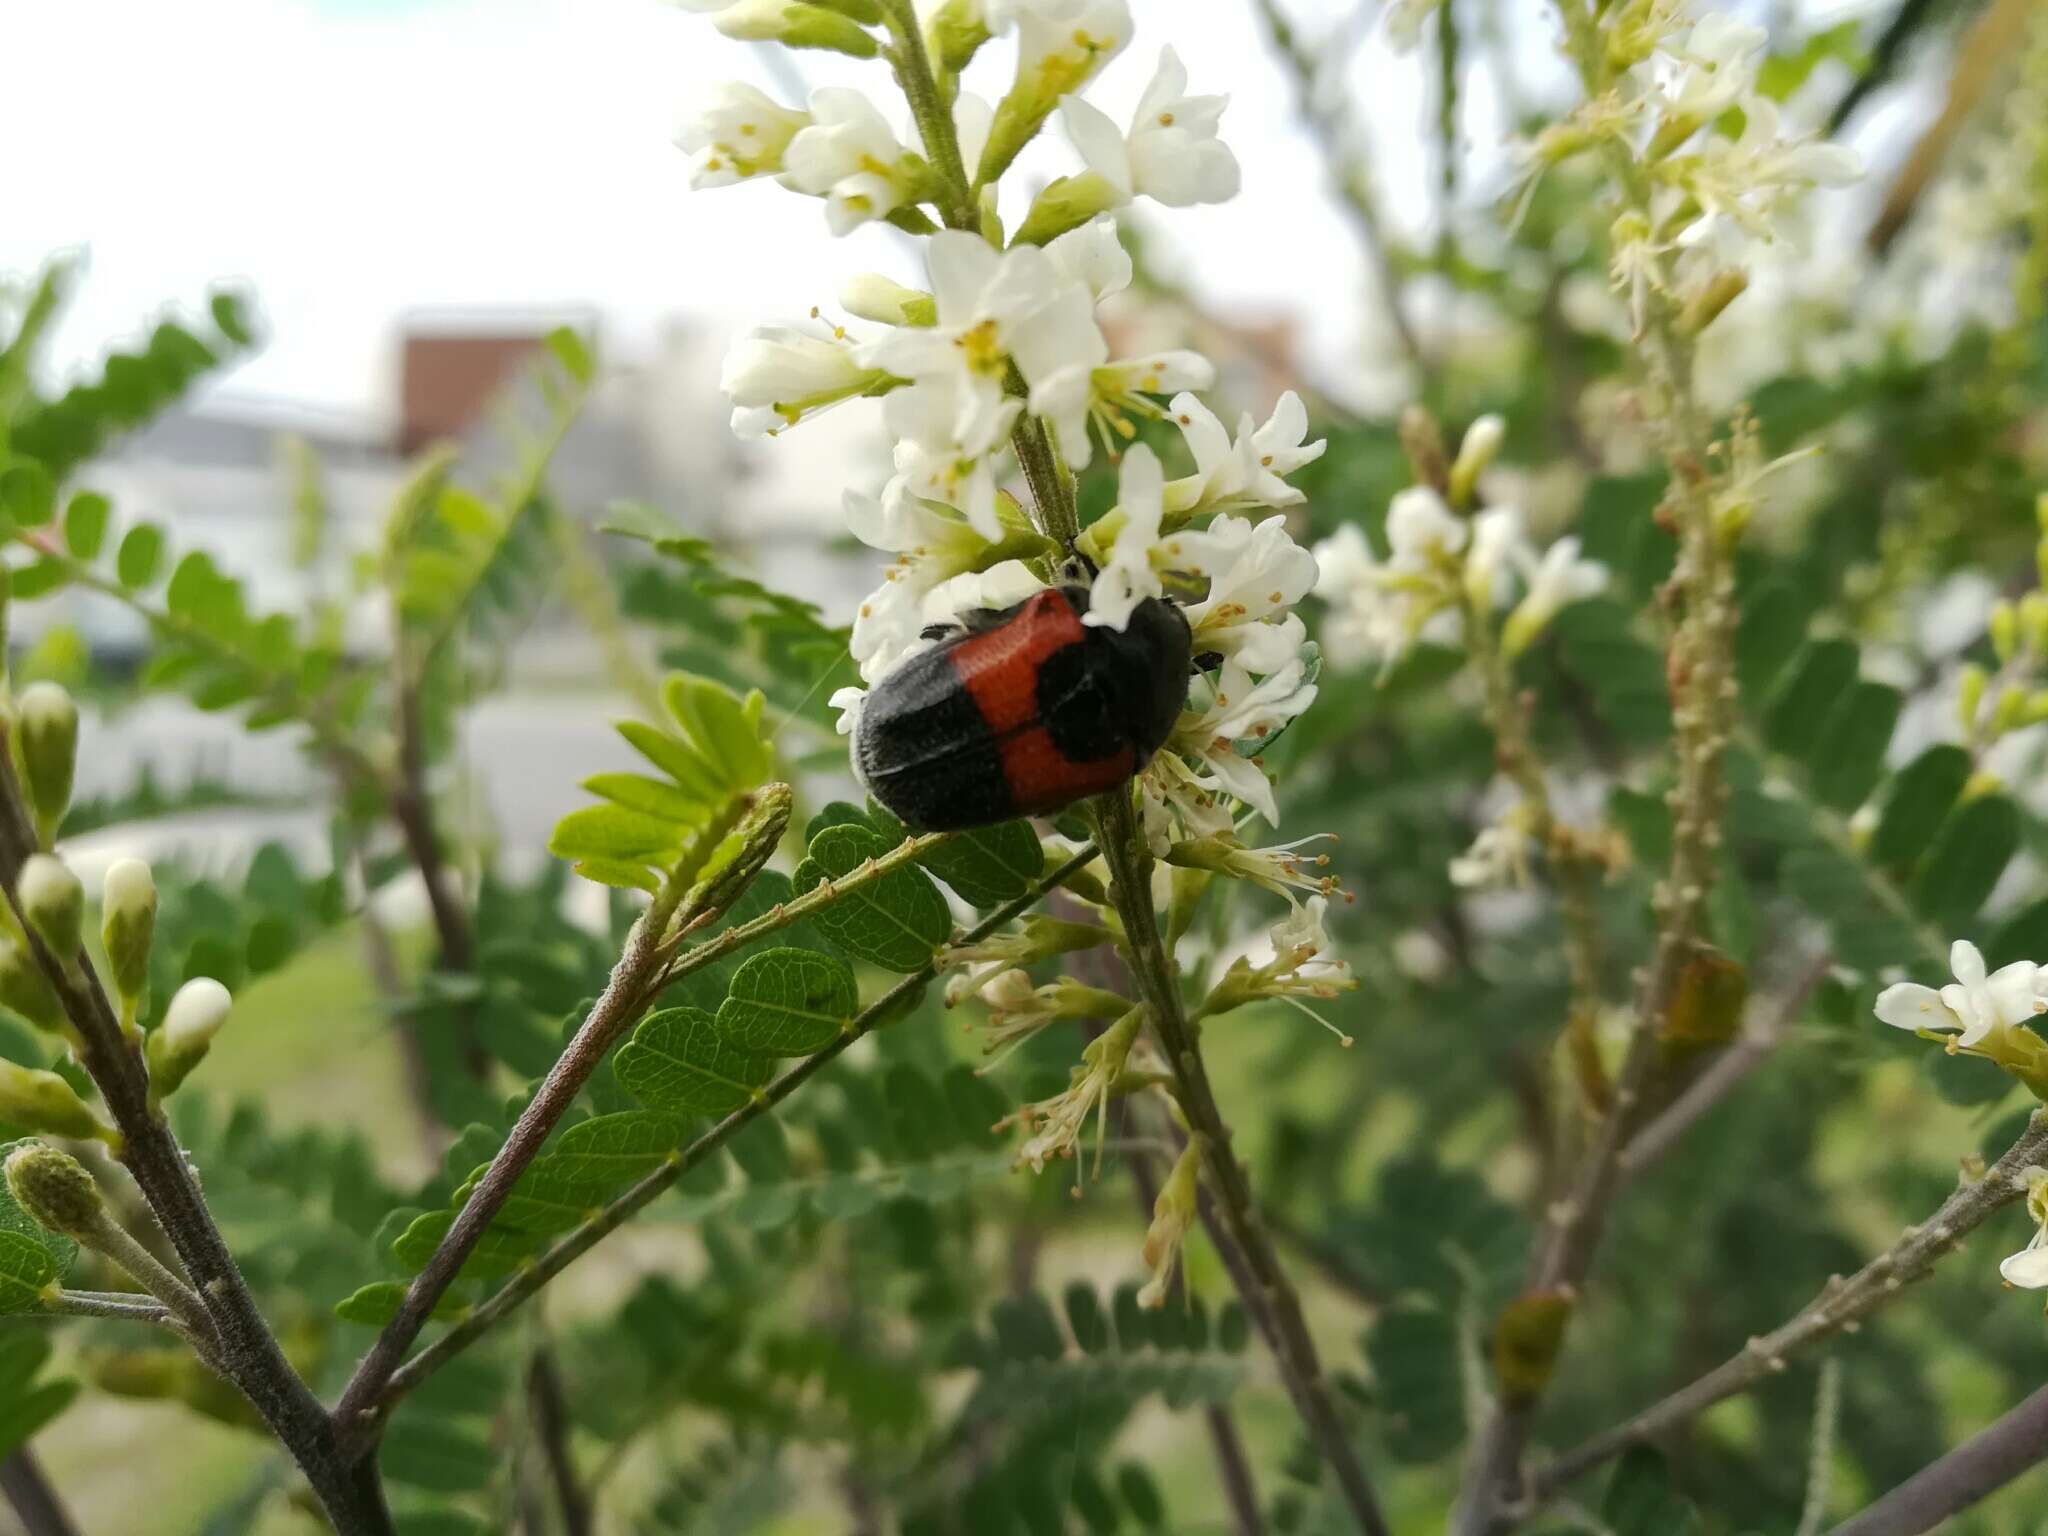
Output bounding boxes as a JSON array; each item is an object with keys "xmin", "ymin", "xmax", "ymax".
[
  {"xmin": 1522, "ymin": 7, "xmax": 1861, "ymax": 337},
  {"xmin": 677, "ymin": 1, "xmax": 1331, "ymax": 859},
  {"xmin": 1312, "ymin": 418, "xmax": 1608, "ymax": 676}
]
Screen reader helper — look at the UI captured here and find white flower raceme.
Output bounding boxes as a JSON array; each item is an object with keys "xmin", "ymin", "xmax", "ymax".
[
  {"xmin": 2001, "ymin": 1167, "xmax": 2048, "ymax": 1290},
  {"xmin": 1057, "ymin": 47, "xmax": 1239, "ymax": 210},
  {"xmin": 783, "ymin": 87, "xmax": 930, "ymax": 235},
  {"xmin": 678, "ymin": 82, "xmax": 809, "ymax": 189},
  {"xmin": 1875, "ymin": 941, "xmax": 2048, "ymax": 1050},
  {"xmin": 720, "ymin": 321, "xmax": 888, "ymax": 439},
  {"xmin": 1164, "ymin": 391, "xmax": 1327, "ymax": 517}
]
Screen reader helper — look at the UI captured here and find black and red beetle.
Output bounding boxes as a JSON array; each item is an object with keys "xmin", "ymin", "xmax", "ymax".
[{"xmin": 853, "ymin": 585, "xmax": 1192, "ymax": 832}]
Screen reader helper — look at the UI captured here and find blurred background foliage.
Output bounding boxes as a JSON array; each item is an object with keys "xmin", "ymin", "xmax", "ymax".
[{"xmin": 4, "ymin": 0, "xmax": 2048, "ymax": 1532}]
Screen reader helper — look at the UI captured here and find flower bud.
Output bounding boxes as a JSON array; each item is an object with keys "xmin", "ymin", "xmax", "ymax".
[
  {"xmin": 17, "ymin": 855, "xmax": 82, "ymax": 960},
  {"xmin": 1137, "ymin": 1137, "xmax": 1201, "ymax": 1309},
  {"xmin": 1014, "ymin": 171, "xmax": 1125, "ymax": 247},
  {"xmin": 1994, "ymin": 683, "xmax": 2029, "ymax": 738},
  {"xmin": 146, "ymin": 978, "xmax": 232, "ymax": 1097},
  {"xmin": 1447, "ymin": 414, "xmax": 1506, "ymax": 508},
  {"xmin": 4, "ymin": 1140, "xmax": 102, "ymax": 1237},
  {"xmin": 0, "ymin": 942, "xmax": 63, "ymax": 1033},
  {"xmin": 101, "ymin": 858, "xmax": 157, "ymax": 1008},
  {"xmin": 1677, "ymin": 266, "xmax": 1749, "ymax": 337},
  {"xmin": 1992, "ymin": 600, "xmax": 2020, "ymax": 665},
  {"xmin": 2023, "ymin": 592, "xmax": 2048, "ymax": 657},
  {"xmin": 840, "ymin": 273, "xmax": 937, "ymax": 328},
  {"xmin": 0, "ymin": 1060, "xmax": 104, "ymax": 1141},
  {"xmin": 15, "ymin": 682, "xmax": 77, "ymax": 846},
  {"xmin": 705, "ymin": 0, "xmax": 880, "ymax": 57},
  {"xmin": 1959, "ymin": 662, "xmax": 1989, "ymax": 734},
  {"xmin": 923, "ymin": 0, "xmax": 990, "ymax": 71},
  {"xmin": 1398, "ymin": 405, "xmax": 1450, "ymax": 497}
]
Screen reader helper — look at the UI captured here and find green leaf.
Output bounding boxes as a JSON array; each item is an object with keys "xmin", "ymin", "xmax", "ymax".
[
  {"xmin": 0, "ymin": 459, "xmax": 55, "ymax": 526},
  {"xmin": 389, "ymin": 1209, "xmax": 536, "ymax": 1279},
  {"xmin": 1764, "ymin": 640, "xmax": 1859, "ymax": 761},
  {"xmin": 1912, "ymin": 794, "xmax": 2021, "ymax": 930},
  {"xmin": 8, "ymin": 561, "xmax": 68, "ymax": 600},
  {"xmin": 1734, "ymin": 578, "xmax": 1809, "ymax": 701},
  {"xmin": 116, "ymin": 523, "xmax": 165, "ymax": 588},
  {"xmin": 61, "ymin": 491, "xmax": 110, "ymax": 559},
  {"xmin": 1873, "ymin": 745, "xmax": 1972, "ymax": 876},
  {"xmin": 1602, "ymin": 1447, "xmax": 1699, "ymax": 1536},
  {"xmin": 333, "ymin": 1281, "xmax": 468, "ymax": 1327},
  {"xmin": 1808, "ymin": 680, "xmax": 1901, "ymax": 811},
  {"xmin": 382, "ymin": 1417, "xmax": 499, "ymax": 1492},
  {"xmin": 718, "ymin": 948, "xmax": 858, "ymax": 1055},
  {"xmin": 1366, "ymin": 1304, "xmax": 1464, "ymax": 1462},
  {"xmin": 916, "ymin": 820, "xmax": 1044, "ymax": 907},
  {"xmin": 616, "ymin": 719, "xmax": 728, "ymax": 805},
  {"xmin": 545, "ymin": 326, "xmax": 596, "ymax": 385},
  {"xmin": 795, "ymin": 824, "xmax": 951, "ymax": 973},
  {"xmin": 582, "ymin": 771, "xmax": 708, "ymax": 825},
  {"xmin": 616, "ymin": 1007, "xmax": 773, "ymax": 1115},
  {"xmin": 664, "ymin": 673, "xmax": 770, "ymax": 794},
  {"xmin": 548, "ymin": 804, "xmax": 685, "ymax": 864}
]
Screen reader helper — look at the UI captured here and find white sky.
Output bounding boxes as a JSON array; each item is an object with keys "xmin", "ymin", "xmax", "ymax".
[{"xmin": 4, "ymin": 0, "xmax": 1901, "ymax": 426}]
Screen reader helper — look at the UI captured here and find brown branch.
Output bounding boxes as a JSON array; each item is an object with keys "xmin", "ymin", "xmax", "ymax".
[
  {"xmin": 526, "ymin": 1348, "xmax": 592, "ymax": 1536},
  {"xmin": 1, "ymin": 1448, "xmax": 81, "ymax": 1536},
  {"xmin": 1531, "ymin": 1111, "xmax": 2048, "ymax": 1505},
  {"xmin": 1826, "ymin": 1379, "xmax": 2048, "ymax": 1536},
  {"xmin": 0, "ymin": 758, "xmax": 388, "ymax": 1533}
]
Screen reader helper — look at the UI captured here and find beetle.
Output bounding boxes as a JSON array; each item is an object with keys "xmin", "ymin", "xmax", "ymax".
[{"xmin": 853, "ymin": 584, "xmax": 1193, "ymax": 832}]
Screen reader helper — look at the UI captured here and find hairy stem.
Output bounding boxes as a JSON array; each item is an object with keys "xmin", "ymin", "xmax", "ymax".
[
  {"xmin": 39, "ymin": 1288, "xmax": 174, "ymax": 1325},
  {"xmin": 1532, "ymin": 1111, "xmax": 2048, "ymax": 1501},
  {"xmin": 366, "ymin": 843, "xmax": 1102, "ymax": 1410},
  {"xmin": 333, "ymin": 861, "xmax": 694, "ymax": 1442},
  {"xmin": 1092, "ymin": 791, "xmax": 1392, "ymax": 1536},
  {"xmin": 880, "ymin": 0, "xmax": 975, "ymax": 231}
]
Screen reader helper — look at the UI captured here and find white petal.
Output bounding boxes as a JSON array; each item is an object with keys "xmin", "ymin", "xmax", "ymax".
[
  {"xmin": 1952, "ymin": 940, "xmax": 1989, "ymax": 990},
  {"xmin": 1873, "ymin": 982, "xmax": 1955, "ymax": 1032},
  {"xmin": 926, "ymin": 230, "xmax": 1002, "ymax": 321},
  {"xmin": 2002, "ymin": 1242, "xmax": 2048, "ymax": 1288},
  {"xmin": 1044, "ymin": 218, "xmax": 1133, "ymax": 299},
  {"xmin": 1059, "ymin": 95, "xmax": 1133, "ymax": 195}
]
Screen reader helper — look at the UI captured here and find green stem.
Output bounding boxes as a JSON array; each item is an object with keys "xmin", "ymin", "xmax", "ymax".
[
  {"xmin": 1091, "ymin": 792, "xmax": 1392, "ymax": 1536},
  {"xmin": 880, "ymin": 0, "xmax": 975, "ymax": 230},
  {"xmin": 364, "ymin": 842, "xmax": 1104, "ymax": 1413}
]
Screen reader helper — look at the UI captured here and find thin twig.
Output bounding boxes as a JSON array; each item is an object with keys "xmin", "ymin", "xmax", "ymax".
[
  {"xmin": 1094, "ymin": 793, "xmax": 1392, "ymax": 1536},
  {"xmin": 1531, "ymin": 1111, "xmax": 2048, "ymax": 1503},
  {"xmin": 37, "ymin": 1289, "xmax": 174, "ymax": 1326},
  {"xmin": 1825, "ymin": 1378, "xmax": 2048, "ymax": 1536},
  {"xmin": 365, "ymin": 843, "xmax": 1102, "ymax": 1411},
  {"xmin": 0, "ymin": 1448, "xmax": 81, "ymax": 1536}
]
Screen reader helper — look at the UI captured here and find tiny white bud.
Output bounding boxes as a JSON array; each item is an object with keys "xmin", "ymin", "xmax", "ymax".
[
  {"xmin": 17, "ymin": 854, "xmax": 82, "ymax": 960},
  {"xmin": 162, "ymin": 978, "xmax": 232, "ymax": 1053}
]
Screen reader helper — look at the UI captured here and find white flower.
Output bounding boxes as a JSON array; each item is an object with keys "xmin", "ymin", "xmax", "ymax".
[
  {"xmin": 1001, "ymin": 1004, "xmax": 1146, "ymax": 1172},
  {"xmin": 1313, "ymin": 524, "xmax": 1410, "ymax": 669},
  {"xmin": 1058, "ymin": 47, "xmax": 1239, "ymax": 209},
  {"xmin": 783, "ymin": 87, "xmax": 928, "ymax": 235},
  {"xmin": 2002, "ymin": 1169, "xmax": 2048, "ymax": 1289},
  {"xmin": 1044, "ymin": 218, "xmax": 1132, "ymax": 299},
  {"xmin": 921, "ymin": 559, "xmax": 1046, "ymax": 629},
  {"xmin": 1137, "ymin": 750, "xmax": 1235, "ymax": 854},
  {"xmin": 1386, "ymin": 486, "xmax": 1466, "ymax": 562},
  {"xmin": 1501, "ymin": 536, "xmax": 1608, "ymax": 657},
  {"xmin": 1001, "ymin": 0, "xmax": 1129, "ymax": 72},
  {"xmin": 880, "ymin": 376, "xmax": 1023, "ymax": 539},
  {"xmin": 1383, "ymin": 0, "xmax": 1444, "ymax": 50},
  {"xmin": 1266, "ymin": 894, "xmax": 1353, "ymax": 993},
  {"xmin": 1171, "ymin": 658, "xmax": 1317, "ymax": 824},
  {"xmin": 1675, "ymin": 94, "xmax": 1862, "ymax": 240},
  {"xmin": 1177, "ymin": 515, "xmax": 1318, "ymax": 667},
  {"xmin": 1008, "ymin": 281, "xmax": 1110, "ymax": 466},
  {"xmin": 843, "ymin": 478, "xmax": 1002, "ymax": 681},
  {"xmin": 1164, "ymin": 391, "xmax": 1326, "ymax": 516},
  {"xmin": 1875, "ymin": 941, "xmax": 2048, "ymax": 1050},
  {"xmin": 1086, "ymin": 444, "xmax": 1166, "ymax": 631},
  {"xmin": 678, "ymin": 82, "xmax": 808, "ymax": 189},
  {"xmin": 1465, "ymin": 506, "xmax": 1533, "ymax": 610},
  {"xmin": 1658, "ymin": 16, "xmax": 1766, "ymax": 123},
  {"xmin": 720, "ymin": 322, "xmax": 883, "ymax": 439},
  {"xmin": 1448, "ymin": 812, "xmax": 1535, "ymax": 890},
  {"xmin": 860, "ymin": 233, "xmax": 1074, "ymax": 516}
]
